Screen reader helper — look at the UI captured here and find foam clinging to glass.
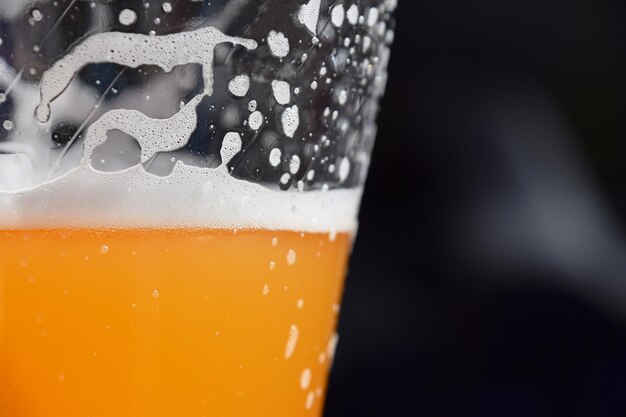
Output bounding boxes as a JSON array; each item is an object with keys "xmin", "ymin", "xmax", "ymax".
[{"xmin": 1, "ymin": 26, "xmax": 364, "ymax": 232}]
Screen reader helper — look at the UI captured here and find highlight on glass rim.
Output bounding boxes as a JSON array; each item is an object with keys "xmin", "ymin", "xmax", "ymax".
[{"xmin": 0, "ymin": 1, "xmax": 396, "ymax": 416}]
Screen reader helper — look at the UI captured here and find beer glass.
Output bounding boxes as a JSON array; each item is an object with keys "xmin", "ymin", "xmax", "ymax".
[{"xmin": 0, "ymin": 1, "xmax": 396, "ymax": 416}]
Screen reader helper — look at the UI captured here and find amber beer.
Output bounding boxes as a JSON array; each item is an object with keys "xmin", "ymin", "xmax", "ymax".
[{"xmin": 0, "ymin": 228, "xmax": 351, "ymax": 416}]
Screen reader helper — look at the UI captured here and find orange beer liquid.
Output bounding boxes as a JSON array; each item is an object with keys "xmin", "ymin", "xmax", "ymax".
[{"xmin": 0, "ymin": 228, "xmax": 351, "ymax": 417}]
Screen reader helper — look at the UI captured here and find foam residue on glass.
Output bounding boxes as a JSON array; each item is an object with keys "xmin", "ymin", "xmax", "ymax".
[{"xmin": 0, "ymin": 0, "xmax": 396, "ymax": 232}]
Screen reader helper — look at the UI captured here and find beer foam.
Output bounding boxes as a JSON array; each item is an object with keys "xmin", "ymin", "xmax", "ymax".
[
  {"xmin": 0, "ymin": 155, "xmax": 362, "ymax": 232},
  {"xmin": 0, "ymin": 26, "xmax": 363, "ymax": 233}
]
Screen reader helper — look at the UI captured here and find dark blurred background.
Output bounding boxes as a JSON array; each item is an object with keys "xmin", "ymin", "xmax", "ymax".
[{"xmin": 326, "ymin": 1, "xmax": 626, "ymax": 416}]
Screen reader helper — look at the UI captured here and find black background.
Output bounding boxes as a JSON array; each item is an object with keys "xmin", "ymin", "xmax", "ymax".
[{"xmin": 326, "ymin": 1, "xmax": 626, "ymax": 416}]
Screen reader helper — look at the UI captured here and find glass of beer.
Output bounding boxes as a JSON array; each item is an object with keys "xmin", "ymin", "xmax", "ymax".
[{"xmin": 0, "ymin": 1, "xmax": 395, "ymax": 416}]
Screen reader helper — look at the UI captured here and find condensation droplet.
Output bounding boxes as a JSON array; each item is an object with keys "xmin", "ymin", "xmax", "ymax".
[
  {"xmin": 305, "ymin": 391, "xmax": 315, "ymax": 410},
  {"xmin": 339, "ymin": 157, "xmax": 351, "ymax": 183},
  {"xmin": 262, "ymin": 284, "xmax": 270, "ymax": 296},
  {"xmin": 100, "ymin": 245, "xmax": 109, "ymax": 254},
  {"xmin": 152, "ymin": 289, "xmax": 160, "ymax": 298},
  {"xmin": 300, "ymin": 368, "xmax": 312, "ymax": 390},
  {"xmin": 162, "ymin": 2, "xmax": 172, "ymax": 13},
  {"xmin": 287, "ymin": 249, "xmax": 297, "ymax": 265},
  {"xmin": 3, "ymin": 120, "xmax": 13, "ymax": 130},
  {"xmin": 297, "ymin": 299, "xmax": 304, "ymax": 309},
  {"xmin": 327, "ymin": 333, "xmax": 339, "ymax": 361},
  {"xmin": 285, "ymin": 324, "xmax": 299, "ymax": 359}
]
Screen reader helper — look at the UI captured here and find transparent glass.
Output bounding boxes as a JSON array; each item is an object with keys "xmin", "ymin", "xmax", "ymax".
[{"xmin": 0, "ymin": 1, "xmax": 396, "ymax": 416}]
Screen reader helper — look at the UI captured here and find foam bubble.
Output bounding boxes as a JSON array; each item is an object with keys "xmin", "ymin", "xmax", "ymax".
[
  {"xmin": 228, "ymin": 74, "xmax": 250, "ymax": 97},
  {"xmin": 281, "ymin": 105, "xmax": 300, "ymax": 138},
  {"xmin": 248, "ymin": 111, "xmax": 263, "ymax": 130},
  {"xmin": 36, "ymin": 28, "xmax": 257, "ymax": 123},
  {"xmin": 269, "ymin": 148, "xmax": 282, "ymax": 167},
  {"xmin": 346, "ymin": 5, "xmax": 359, "ymax": 25},
  {"xmin": 289, "ymin": 155, "xmax": 301, "ymax": 175},
  {"xmin": 366, "ymin": 7, "xmax": 380, "ymax": 27},
  {"xmin": 267, "ymin": 31, "xmax": 289, "ymax": 58},
  {"xmin": 297, "ymin": 0, "xmax": 321, "ymax": 35},
  {"xmin": 118, "ymin": 9, "xmax": 137, "ymax": 26},
  {"xmin": 331, "ymin": 4, "xmax": 345, "ymax": 28},
  {"xmin": 271, "ymin": 80, "xmax": 290, "ymax": 105}
]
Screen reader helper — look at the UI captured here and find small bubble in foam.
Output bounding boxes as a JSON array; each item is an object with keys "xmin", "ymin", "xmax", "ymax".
[
  {"xmin": 248, "ymin": 100, "xmax": 257, "ymax": 112},
  {"xmin": 3, "ymin": 120, "xmax": 13, "ymax": 130},
  {"xmin": 280, "ymin": 173, "xmax": 291, "ymax": 185},
  {"xmin": 287, "ymin": 249, "xmax": 297, "ymax": 265}
]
